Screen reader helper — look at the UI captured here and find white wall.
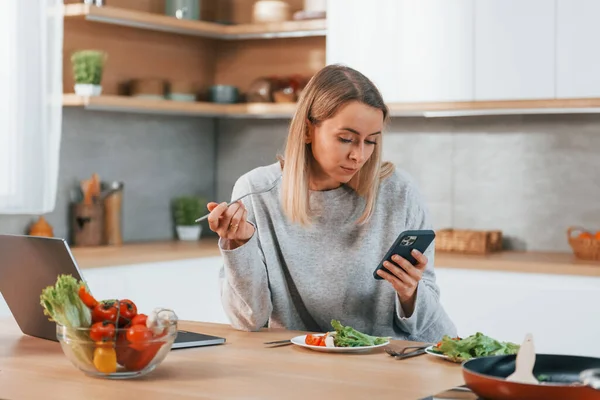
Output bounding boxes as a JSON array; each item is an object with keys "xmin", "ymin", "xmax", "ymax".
[{"xmin": 2, "ymin": 257, "xmax": 598, "ymax": 358}]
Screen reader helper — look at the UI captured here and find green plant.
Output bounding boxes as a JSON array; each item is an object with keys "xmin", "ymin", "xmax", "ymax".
[
  {"xmin": 172, "ymin": 196, "xmax": 206, "ymax": 226},
  {"xmin": 71, "ymin": 50, "xmax": 107, "ymax": 85}
]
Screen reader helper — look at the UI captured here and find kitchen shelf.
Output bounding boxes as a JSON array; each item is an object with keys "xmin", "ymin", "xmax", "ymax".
[
  {"xmin": 64, "ymin": 94, "xmax": 600, "ymax": 119},
  {"xmin": 63, "ymin": 94, "xmax": 298, "ymax": 118},
  {"xmin": 63, "ymin": 4, "xmax": 327, "ymax": 40}
]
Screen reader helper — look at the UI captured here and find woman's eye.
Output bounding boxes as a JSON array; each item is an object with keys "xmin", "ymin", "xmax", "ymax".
[
  {"xmin": 366, "ymin": 140, "xmax": 377, "ymax": 145},
  {"xmin": 339, "ymin": 138, "xmax": 353, "ymax": 143}
]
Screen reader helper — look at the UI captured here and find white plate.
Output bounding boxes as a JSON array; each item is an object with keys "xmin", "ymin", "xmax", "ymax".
[
  {"xmin": 424, "ymin": 345, "xmax": 462, "ymax": 363},
  {"xmin": 290, "ymin": 334, "xmax": 390, "ymax": 353}
]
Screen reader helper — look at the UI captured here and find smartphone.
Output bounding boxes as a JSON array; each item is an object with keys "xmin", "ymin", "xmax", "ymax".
[{"xmin": 373, "ymin": 229, "xmax": 436, "ymax": 280}]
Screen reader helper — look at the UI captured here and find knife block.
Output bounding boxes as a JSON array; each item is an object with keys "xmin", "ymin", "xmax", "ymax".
[{"xmin": 71, "ymin": 203, "xmax": 104, "ymax": 247}]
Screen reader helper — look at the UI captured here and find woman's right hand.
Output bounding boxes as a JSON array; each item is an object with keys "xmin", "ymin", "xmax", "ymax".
[{"xmin": 206, "ymin": 201, "xmax": 255, "ymax": 246}]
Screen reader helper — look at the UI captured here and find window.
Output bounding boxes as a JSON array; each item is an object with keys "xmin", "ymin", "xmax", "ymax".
[
  {"xmin": 0, "ymin": 0, "xmax": 16, "ymax": 201},
  {"xmin": 0, "ymin": 0, "xmax": 63, "ymax": 214}
]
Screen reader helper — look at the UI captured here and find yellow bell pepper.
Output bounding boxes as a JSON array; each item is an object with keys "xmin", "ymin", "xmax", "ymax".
[{"xmin": 93, "ymin": 343, "xmax": 117, "ymax": 374}]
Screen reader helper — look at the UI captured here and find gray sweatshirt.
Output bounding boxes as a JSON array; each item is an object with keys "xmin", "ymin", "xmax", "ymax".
[{"xmin": 218, "ymin": 162, "xmax": 457, "ymax": 342}]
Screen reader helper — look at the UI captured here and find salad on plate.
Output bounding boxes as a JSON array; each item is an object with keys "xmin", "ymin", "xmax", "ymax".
[
  {"xmin": 296, "ymin": 319, "xmax": 390, "ymax": 351},
  {"xmin": 426, "ymin": 332, "xmax": 520, "ymax": 363}
]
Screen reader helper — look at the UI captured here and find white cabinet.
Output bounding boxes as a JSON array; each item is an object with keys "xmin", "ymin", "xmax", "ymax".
[
  {"xmin": 0, "ymin": 257, "xmax": 229, "ymax": 324},
  {"xmin": 436, "ymin": 268, "xmax": 600, "ymax": 358},
  {"xmin": 396, "ymin": 0, "xmax": 474, "ymax": 102},
  {"xmin": 556, "ymin": 0, "xmax": 600, "ymax": 98},
  {"xmin": 327, "ymin": 1, "xmax": 600, "ymax": 104},
  {"xmin": 326, "ymin": 0, "xmax": 400, "ymax": 103},
  {"xmin": 474, "ymin": 0, "xmax": 555, "ymax": 101},
  {"xmin": 326, "ymin": 0, "xmax": 473, "ymax": 104},
  {"xmin": 79, "ymin": 257, "xmax": 229, "ymax": 325}
]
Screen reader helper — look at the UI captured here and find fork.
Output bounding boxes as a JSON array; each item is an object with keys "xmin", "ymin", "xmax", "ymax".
[
  {"xmin": 194, "ymin": 177, "xmax": 281, "ymax": 223},
  {"xmin": 385, "ymin": 344, "xmax": 432, "ymax": 360}
]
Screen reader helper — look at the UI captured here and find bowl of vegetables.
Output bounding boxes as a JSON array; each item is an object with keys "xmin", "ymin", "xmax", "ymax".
[{"xmin": 41, "ymin": 274, "xmax": 178, "ymax": 379}]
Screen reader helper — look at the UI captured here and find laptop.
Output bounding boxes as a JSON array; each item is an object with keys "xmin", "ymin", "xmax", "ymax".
[{"xmin": 0, "ymin": 234, "xmax": 225, "ymax": 349}]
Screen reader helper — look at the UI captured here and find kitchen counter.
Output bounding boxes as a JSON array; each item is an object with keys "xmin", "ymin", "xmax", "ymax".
[
  {"xmin": 70, "ymin": 238, "xmax": 600, "ymax": 277},
  {"xmin": 71, "ymin": 238, "xmax": 222, "ymax": 269},
  {"xmin": 0, "ymin": 317, "xmax": 463, "ymax": 400}
]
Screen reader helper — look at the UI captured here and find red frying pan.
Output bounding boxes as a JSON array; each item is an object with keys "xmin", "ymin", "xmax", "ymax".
[{"xmin": 462, "ymin": 354, "xmax": 600, "ymax": 400}]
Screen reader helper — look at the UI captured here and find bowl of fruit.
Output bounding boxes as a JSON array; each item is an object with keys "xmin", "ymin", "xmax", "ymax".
[
  {"xmin": 41, "ymin": 274, "xmax": 178, "ymax": 379},
  {"xmin": 567, "ymin": 226, "xmax": 600, "ymax": 261}
]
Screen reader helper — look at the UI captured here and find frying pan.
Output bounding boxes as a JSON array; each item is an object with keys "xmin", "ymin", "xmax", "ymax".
[{"xmin": 462, "ymin": 354, "xmax": 600, "ymax": 400}]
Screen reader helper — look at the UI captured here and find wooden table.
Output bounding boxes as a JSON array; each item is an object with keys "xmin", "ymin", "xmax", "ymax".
[{"xmin": 0, "ymin": 317, "xmax": 465, "ymax": 400}]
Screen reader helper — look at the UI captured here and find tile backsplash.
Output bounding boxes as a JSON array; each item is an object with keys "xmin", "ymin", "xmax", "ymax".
[
  {"xmin": 0, "ymin": 108, "xmax": 216, "ymax": 242},
  {"xmin": 2, "ymin": 110, "xmax": 598, "ymax": 253},
  {"xmin": 217, "ymin": 114, "xmax": 600, "ymax": 253}
]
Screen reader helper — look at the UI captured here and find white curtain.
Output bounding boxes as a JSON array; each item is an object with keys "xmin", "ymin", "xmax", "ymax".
[{"xmin": 0, "ymin": 0, "xmax": 63, "ymax": 214}]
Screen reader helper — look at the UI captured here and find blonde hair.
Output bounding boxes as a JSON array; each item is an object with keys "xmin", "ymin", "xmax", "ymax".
[{"xmin": 280, "ymin": 64, "xmax": 394, "ymax": 226}]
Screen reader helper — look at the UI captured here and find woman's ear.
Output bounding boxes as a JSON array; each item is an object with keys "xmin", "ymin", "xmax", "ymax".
[{"xmin": 305, "ymin": 119, "xmax": 313, "ymax": 144}]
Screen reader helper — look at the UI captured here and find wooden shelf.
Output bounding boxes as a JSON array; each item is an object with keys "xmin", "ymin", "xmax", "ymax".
[
  {"xmin": 63, "ymin": 94, "xmax": 298, "ymax": 118},
  {"xmin": 63, "ymin": 4, "xmax": 327, "ymax": 40},
  {"xmin": 64, "ymin": 94, "xmax": 600, "ymax": 119}
]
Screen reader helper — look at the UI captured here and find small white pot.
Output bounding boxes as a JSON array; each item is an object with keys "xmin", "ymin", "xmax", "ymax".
[
  {"xmin": 176, "ymin": 225, "xmax": 202, "ymax": 241},
  {"xmin": 74, "ymin": 83, "xmax": 103, "ymax": 96}
]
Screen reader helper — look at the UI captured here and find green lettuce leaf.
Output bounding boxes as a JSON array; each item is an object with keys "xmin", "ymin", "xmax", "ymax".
[{"xmin": 436, "ymin": 332, "xmax": 519, "ymax": 362}]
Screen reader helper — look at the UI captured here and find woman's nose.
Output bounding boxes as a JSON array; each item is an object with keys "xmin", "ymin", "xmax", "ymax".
[{"xmin": 349, "ymin": 143, "xmax": 366, "ymax": 163}]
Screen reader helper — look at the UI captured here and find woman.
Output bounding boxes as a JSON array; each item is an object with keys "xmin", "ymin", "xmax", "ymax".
[{"xmin": 206, "ymin": 64, "xmax": 457, "ymax": 342}]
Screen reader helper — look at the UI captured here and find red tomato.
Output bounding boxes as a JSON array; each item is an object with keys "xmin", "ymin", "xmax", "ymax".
[
  {"xmin": 118, "ymin": 299, "xmax": 137, "ymax": 326},
  {"xmin": 122, "ymin": 342, "xmax": 164, "ymax": 372},
  {"xmin": 305, "ymin": 334, "xmax": 325, "ymax": 346},
  {"xmin": 90, "ymin": 321, "xmax": 116, "ymax": 342},
  {"xmin": 130, "ymin": 313, "xmax": 147, "ymax": 327},
  {"xmin": 78, "ymin": 285, "xmax": 98, "ymax": 308},
  {"xmin": 92, "ymin": 301, "xmax": 118, "ymax": 324},
  {"xmin": 126, "ymin": 324, "xmax": 153, "ymax": 351}
]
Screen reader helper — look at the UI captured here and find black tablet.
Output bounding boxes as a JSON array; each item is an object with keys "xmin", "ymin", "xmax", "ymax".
[{"xmin": 173, "ymin": 330, "xmax": 226, "ymax": 349}]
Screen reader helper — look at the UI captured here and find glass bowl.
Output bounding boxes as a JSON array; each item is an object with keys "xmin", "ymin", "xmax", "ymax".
[{"xmin": 56, "ymin": 320, "xmax": 177, "ymax": 379}]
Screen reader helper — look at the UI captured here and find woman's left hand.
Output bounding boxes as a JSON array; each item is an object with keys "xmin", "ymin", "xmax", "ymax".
[{"xmin": 376, "ymin": 249, "xmax": 428, "ymax": 317}]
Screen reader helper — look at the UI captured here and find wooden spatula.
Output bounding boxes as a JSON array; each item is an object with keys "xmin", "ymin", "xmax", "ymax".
[{"xmin": 506, "ymin": 333, "xmax": 539, "ymax": 384}]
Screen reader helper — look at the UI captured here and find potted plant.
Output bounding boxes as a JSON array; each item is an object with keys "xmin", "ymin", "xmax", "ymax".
[
  {"xmin": 172, "ymin": 196, "xmax": 206, "ymax": 241},
  {"xmin": 71, "ymin": 50, "xmax": 107, "ymax": 96}
]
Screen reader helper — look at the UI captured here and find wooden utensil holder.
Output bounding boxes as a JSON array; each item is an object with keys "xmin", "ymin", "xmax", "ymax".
[{"xmin": 71, "ymin": 203, "xmax": 104, "ymax": 247}]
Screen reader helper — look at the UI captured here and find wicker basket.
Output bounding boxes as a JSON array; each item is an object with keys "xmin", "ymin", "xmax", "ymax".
[
  {"xmin": 567, "ymin": 226, "xmax": 600, "ymax": 261},
  {"xmin": 435, "ymin": 229, "xmax": 503, "ymax": 255}
]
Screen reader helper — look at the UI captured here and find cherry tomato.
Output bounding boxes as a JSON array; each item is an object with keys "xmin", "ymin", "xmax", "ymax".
[
  {"xmin": 90, "ymin": 321, "xmax": 116, "ymax": 342},
  {"xmin": 126, "ymin": 324, "xmax": 153, "ymax": 351},
  {"xmin": 130, "ymin": 313, "xmax": 147, "ymax": 327},
  {"xmin": 78, "ymin": 285, "xmax": 98, "ymax": 308},
  {"xmin": 116, "ymin": 330, "xmax": 134, "ymax": 367},
  {"xmin": 92, "ymin": 301, "xmax": 118, "ymax": 324},
  {"xmin": 118, "ymin": 299, "xmax": 137, "ymax": 326}
]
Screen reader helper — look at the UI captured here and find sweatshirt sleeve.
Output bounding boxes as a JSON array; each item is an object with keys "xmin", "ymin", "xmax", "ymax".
[
  {"xmin": 393, "ymin": 180, "xmax": 458, "ymax": 343},
  {"xmin": 218, "ymin": 174, "xmax": 273, "ymax": 331}
]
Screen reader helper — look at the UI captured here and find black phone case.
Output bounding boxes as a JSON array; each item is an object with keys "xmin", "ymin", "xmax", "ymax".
[{"xmin": 373, "ymin": 229, "xmax": 436, "ymax": 280}]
